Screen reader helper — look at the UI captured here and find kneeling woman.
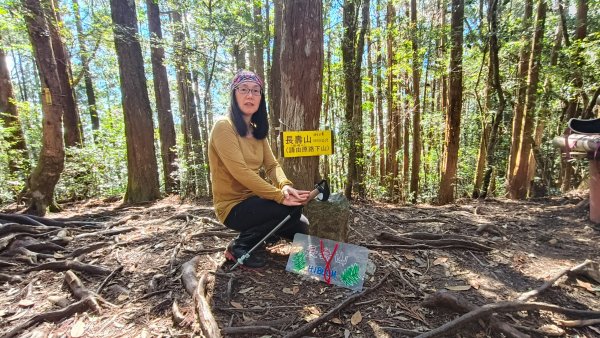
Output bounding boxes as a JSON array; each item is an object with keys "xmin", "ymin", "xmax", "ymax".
[{"xmin": 208, "ymin": 70, "xmax": 310, "ymax": 268}]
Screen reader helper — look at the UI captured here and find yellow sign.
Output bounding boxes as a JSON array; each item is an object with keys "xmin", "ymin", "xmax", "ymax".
[{"xmin": 281, "ymin": 130, "xmax": 333, "ymax": 158}]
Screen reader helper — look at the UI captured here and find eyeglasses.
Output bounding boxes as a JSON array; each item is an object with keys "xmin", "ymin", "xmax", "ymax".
[{"xmin": 236, "ymin": 87, "xmax": 262, "ymax": 96}]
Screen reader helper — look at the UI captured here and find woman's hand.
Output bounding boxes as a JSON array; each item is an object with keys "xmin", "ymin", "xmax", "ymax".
[{"xmin": 281, "ymin": 185, "xmax": 310, "ymax": 206}]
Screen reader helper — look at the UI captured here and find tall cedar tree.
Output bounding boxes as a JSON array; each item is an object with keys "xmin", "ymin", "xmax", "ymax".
[
  {"xmin": 409, "ymin": 0, "xmax": 421, "ymax": 203},
  {"xmin": 109, "ymin": 0, "xmax": 160, "ymax": 203},
  {"xmin": 0, "ymin": 48, "xmax": 28, "ymax": 174},
  {"xmin": 438, "ymin": 0, "xmax": 464, "ymax": 204},
  {"xmin": 386, "ymin": 2, "xmax": 400, "ymax": 200},
  {"xmin": 147, "ymin": 0, "xmax": 178, "ymax": 193},
  {"xmin": 72, "ymin": 0, "xmax": 99, "ymax": 136},
  {"xmin": 22, "ymin": 0, "xmax": 66, "ymax": 215},
  {"xmin": 269, "ymin": 0, "xmax": 283, "ymax": 156},
  {"xmin": 279, "ymin": 0, "xmax": 324, "ymax": 189},
  {"xmin": 342, "ymin": 0, "xmax": 369, "ymax": 199},
  {"xmin": 508, "ymin": 0, "xmax": 546, "ymax": 199}
]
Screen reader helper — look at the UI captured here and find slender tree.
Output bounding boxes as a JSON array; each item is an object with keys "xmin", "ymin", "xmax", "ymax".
[
  {"xmin": 72, "ymin": 0, "xmax": 99, "ymax": 136},
  {"xmin": 21, "ymin": 0, "xmax": 66, "ymax": 215},
  {"xmin": 508, "ymin": 0, "xmax": 546, "ymax": 199},
  {"xmin": 386, "ymin": 2, "xmax": 399, "ymax": 200},
  {"xmin": 409, "ymin": 0, "xmax": 421, "ymax": 203},
  {"xmin": 147, "ymin": 0, "xmax": 178, "ymax": 193},
  {"xmin": 109, "ymin": 0, "xmax": 160, "ymax": 203},
  {"xmin": 438, "ymin": 0, "xmax": 463, "ymax": 204},
  {"xmin": 279, "ymin": 0, "xmax": 324, "ymax": 189},
  {"xmin": 0, "ymin": 48, "xmax": 28, "ymax": 174},
  {"xmin": 269, "ymin": 0, "xmax": 283, "ymax": 155},
  {"xmin": 342, "ymin": 0, "xmax": 369, "ymax": 199}
]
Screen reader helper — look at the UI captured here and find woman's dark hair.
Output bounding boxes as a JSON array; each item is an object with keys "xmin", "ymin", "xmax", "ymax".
[{"xmin": 228, "ymin": 90, "xmax": 269, "ymax": 139}]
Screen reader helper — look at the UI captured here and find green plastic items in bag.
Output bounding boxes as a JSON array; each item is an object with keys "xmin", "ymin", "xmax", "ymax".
[{"xmin": 285, "ymin": 233, "xmax": 369, "ymax": 291}]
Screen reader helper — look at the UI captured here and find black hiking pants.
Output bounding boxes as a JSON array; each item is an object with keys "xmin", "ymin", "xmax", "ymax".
[{"xmin": 224, "ymin": 196, "xmax": 309, "ymax": 250}]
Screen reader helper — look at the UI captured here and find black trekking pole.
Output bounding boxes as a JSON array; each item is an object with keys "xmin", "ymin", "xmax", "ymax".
[{"xmin": 230, "ymin": 180, "xmax": 330, "ymax": 271}]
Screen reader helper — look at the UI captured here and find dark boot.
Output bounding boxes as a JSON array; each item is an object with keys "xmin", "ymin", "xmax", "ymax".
[{"xmin": 224, "ymin": 233, "xmax": 267, "ymax": 268}]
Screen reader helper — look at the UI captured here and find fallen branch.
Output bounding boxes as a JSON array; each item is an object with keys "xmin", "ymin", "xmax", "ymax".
[
  {"xmin": 194, "ymin": 272, "xmax": 222, "ymax": 338},
  {"xmin": 180, "ymin": 256, "xmax": 221, "ymax": 337},
  {"xmin": 96, "ymin": 265, "xmax": 123, "ymax": 294},
  {"xmin": 518, "ymin": 260, "xmax": 593, "ymax": 301},
  {"xmin": 422, "ymin": 291, "xmax": 529, "ymax": 338},
  {"xmin": 0, "ymin": 298, "xmax": 95, "ymax": 338},
  {"xmin": 415, "ymin": 301, "xmax": 600, "ymax": 338},
  {"xmin": 283, "ymin": 273, "xmax": 390, "ymax": 338},
  {"xmin": 378, "ymin": 232, "xmax": 493, "ymax": 251},
  {"xmin": 24, "ymin": 260, "xmax": 111, "ymax": 275}
]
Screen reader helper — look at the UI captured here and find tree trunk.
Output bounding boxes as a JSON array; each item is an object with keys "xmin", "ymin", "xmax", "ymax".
[
  {"xmin": 269, "ymin": 0, "xmax": 283, "ymax": 155},
  {"xmin": 0, "ymin": 48, "xmax": 28, "ymax": 174},
  {"xmin": 22, "ymin": 0, "xmax": 65, "ymax": 215},
  {"xmin": 109, "ymin": 0, "xmax": 160, "ymax": 203},
  {"xmin": 172, "ymin": 11, "xmax": 202, "ymax": 196},
  {"xmin": 72, "ymin": 0, "xmax": 99, "ymax": 137},
  {"xmin": 508, "ymin": 0, "xmax": 546, "ymax": 199},
  {"xmin": 47, "ymin": 0, "xmax": 83, "ymax": 148},
  {"xmin": 409, "ymin": 0, "xmax": 421, "ymax": 203},
  {"xmin": 279, "ymin": 0, "xmax": 323, "ymax": 190},
  {"xmin": 438, "ymin": 0, "xmax": 463, "ymax": 204},
  {"xmin": 480, "ymin": 0, "xmax": 507, "ymax": 199},
  {"xmin": 386, "ymin": 2, "xmax": 399, "ymax": 201},
  {"xmin": 253, "ymin": 1, "xmax": 265, "ymax": 82},
  {"xmin": 376, "ymin": 11, "xmax": 385, "ymax": 184},
  {"xmin": 147, "ymin": 0, "xmax": 178, "ymax": 194},
  {"xmin": 507, "ymin": 0, "xmax": 533, "ymax": 187},
  {"xmin": 342, "ymin": 0, "xmax": 369, "ymax": 199}
]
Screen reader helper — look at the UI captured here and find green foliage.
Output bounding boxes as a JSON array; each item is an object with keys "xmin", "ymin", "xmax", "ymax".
[
  {"xmin": 291, "ymin": 250, "xmax": 307, "ymax": 272},
  {"xmin": 340, "ymin": 263, "xmax": 360, "ymax": 287}
]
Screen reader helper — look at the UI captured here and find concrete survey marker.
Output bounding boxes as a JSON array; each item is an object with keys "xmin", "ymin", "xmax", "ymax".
[{"xmin": 285, "ymin": 233, "xmax": 369, "ymax": 291}]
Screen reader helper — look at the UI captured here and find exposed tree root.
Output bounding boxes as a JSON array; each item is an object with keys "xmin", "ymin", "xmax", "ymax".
[
  {"xmin": 415, "ymin": 301, "xmax": 600, "ymax": 338},
  {"xmin": 69, "ymin": 241, "xmax": 111, "ymax": 259},
  {"xmin": 0, "ymin": 223, "xmax": 59, "ymax": 236},
  {"xmin": 0, "ymin": 213, "xmax": 46, "ymax": 227},
  {"xmin": 23, "ymin": 260, "xmax": 111, "ymax": 275},
  {"xmin": 96, "ymin": 265, "xmax": 123, "ymax": 294},
  {"xmin": 0, "ymin": 273, "xmax": 23, "ymax": 283},
  {"xmin": 191, "ymin": 231, "xmax": 236, "ymax": 238},
  {"xmin": 180, "ymin": 256, "xmax": 222, "ymax": 337},
  {"xmin": 422, "ymin": 291, "xmax": 529, "ymax": 338},
  {"xmin": 74, "ymin": 226, "xmax": 136, "ymax": 240},
  {"xmin": 282, "ymin": 273, "xmax": 390, "ymax": 338},
  {"xmin": 558, "ymin": 318, "xmax": 600, "ymax": 327},
  {"xmin": 378, "ymin": 232, "xmax": 493, "ymax": 251},
  {"xmin": 222, "ymin": 325, "xmax": 282, "ymax": 335},
  {"xmin": 64, "ymin": 270, "xmax": 102, "ymax": 313},
  {"xmin": 0, "ymin": 298, "xmax": 93, "ymax": 338}
]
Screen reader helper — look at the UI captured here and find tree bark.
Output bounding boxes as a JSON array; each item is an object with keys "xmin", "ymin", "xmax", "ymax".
[
  {"xmin": 269, "ymin": 0, "xmax": 283, "ymax": 155},
  {"xmin": 109, "ymin": 0, "xmax": 160, "ymax": 203},
  {"xmin": 507, "ymin": 0, "xmax": 533, "ymax": 188},
  {"xmin": 279, "ymin": 0, "xmax": 323, "ymax": 190},
  {"xmin": 343, "ymin": 0, "xmax": 369, "ymax": 199},
  {"xmin": 147, "ymin": 0, "xmax": 178, "ymax": 194},
  {"xmin": 47, "ymin": 0, "xmax": 83, "ymax": 148},
  {"xmin": 438, "ymin": 0, "xmax": 464, "ymax": 204},
  {"xmin": 410, "ymin": 0, "xmax": 421, "ymax": 203},
  {"xmin": 0, "ymin": 48, "xmax": 28, "ymax": 175},
  {"xmin": 386, "ymin": 2, "xmax": 399, "ymax": 200},
  {"xmin": 72, "ymin": 0, "xmax": 99, "ymax": 137},
  {"xmin": 22, "ymin": 0, "xmax": 65, "ymax": 215},
  {"xmin": 508, "ymin": 0, "xmax": 546, "ymax": 199}
]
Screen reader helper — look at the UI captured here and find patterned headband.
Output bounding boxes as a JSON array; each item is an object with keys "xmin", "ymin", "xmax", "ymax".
[{"xmin": 230, "ymin": 70, "xmax": 263, "ymax": 91}]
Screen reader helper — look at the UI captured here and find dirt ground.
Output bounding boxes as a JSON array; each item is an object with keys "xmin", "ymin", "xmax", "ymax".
[{"xmin": 1, "ymin": 192, "xmax": 599, "ymax": 338}]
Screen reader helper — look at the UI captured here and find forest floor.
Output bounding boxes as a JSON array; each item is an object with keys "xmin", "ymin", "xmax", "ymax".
[{"xmin": 1, "ymin": 191, "xmax": 600, "ymax": 338}]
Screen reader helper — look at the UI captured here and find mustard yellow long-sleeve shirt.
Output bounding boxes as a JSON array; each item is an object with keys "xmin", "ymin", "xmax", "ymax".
[{"xmin": 208, "ymin": 118, "xmax": 292, "ymax": 222}]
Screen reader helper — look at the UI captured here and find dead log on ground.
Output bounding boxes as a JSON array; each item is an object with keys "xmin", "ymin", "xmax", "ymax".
[
  {"xmin": 518, "ymin": 260, "xmax": 593, "ymax": 301},
  {"xmin": 23, "ymin": 260, "xmax": 111, "ymax": 275},
  {"xmin": 415, "ymin": 301, "xmax": 600, "ymax": 338},
  {"xmin": 180, "ymin": 256, "xmax": 222, "ymax": 337},
  {"xmin": 422, "ymin": 291, "xmax": 529, "ymax": 338},
  {"xmin": 378, "ymin": 232, "xmax": 493, "ymax": 251},
  {"xmin": 283, "ymin": 273, "xmax": 390, "ymax": 338}
]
